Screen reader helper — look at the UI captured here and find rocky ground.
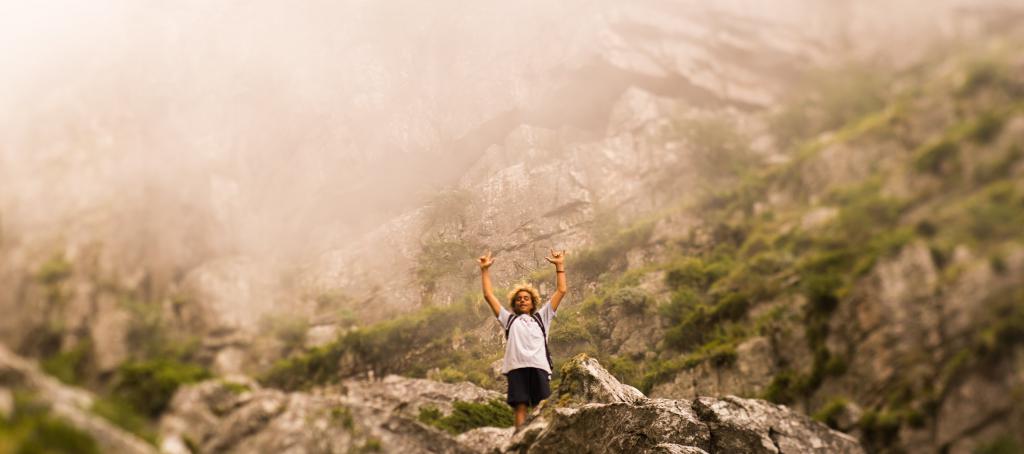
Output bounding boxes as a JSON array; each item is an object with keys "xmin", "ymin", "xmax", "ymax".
[{"xmin": 155, "ymin": 354, "xmax": 861, "ymax": 453}]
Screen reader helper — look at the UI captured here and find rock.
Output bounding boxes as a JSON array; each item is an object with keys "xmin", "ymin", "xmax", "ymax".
[
  {"xmin": 501, "ymin": 355, "xmax": 863, "ymax": 454},
  {"xmin": 554, "ymin": 354, "xmax": 646, "ymax": 405},
  {"xmin": 161, "ymin": 374, "xmax": 505, "ymax": 454},
  {"xmin": 457, "ymin": 426, "xmax": 514, "ymax": 453},
  {"xmin": 508, "ymin": 400, "xmax": 711, "ymax": 453},
  {"xmin": 691, "ymin": 396, "xmax": 863, "ymax": 453},
  {"xmin": 158, "ymin": 355, "xmax": 864, "ymax": 453}
]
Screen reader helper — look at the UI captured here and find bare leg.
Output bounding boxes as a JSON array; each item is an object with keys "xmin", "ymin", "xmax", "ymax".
[{"xmin": 514, "ymin": 403, "xmax": 528, "ymax": 428}]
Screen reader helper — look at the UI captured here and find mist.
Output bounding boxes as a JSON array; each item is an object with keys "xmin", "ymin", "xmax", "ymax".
[{"xmin": 0, "ymin": 0, "xmax": 1006, "ymax": 318}]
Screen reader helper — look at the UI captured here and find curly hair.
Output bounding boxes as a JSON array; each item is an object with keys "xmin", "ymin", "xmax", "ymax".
[{"xmin": 506, "ymin": 283, "xmax": 542, "ymax": 314}]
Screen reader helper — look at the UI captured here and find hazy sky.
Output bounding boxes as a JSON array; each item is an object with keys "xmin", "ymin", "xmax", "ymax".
[{"xmin": 0, "ymin": 0, "xmax": 1007, "ymax": 281}]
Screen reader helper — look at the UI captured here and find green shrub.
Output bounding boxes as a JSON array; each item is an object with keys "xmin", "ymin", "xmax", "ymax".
[
  {"xmin": 664, "ymin": 292, "xmax": 750, "ymax": 351},
  {"xmin": 665, "ymin": 258, "xmax": 713, "ymax": 291},
  {"xmin": 0, "ymin": 392, "xmax": 101, "ymax": 454},
  {"xmin": 973, "ymin": 145, "xmax": 1022, "ymax": 184},
  {"xmin": 606, "ymin": 355, "xmax": 640, "ymax": 386},
  {"xmin": 763, "ymin": 370, "xmax": 801, "ymax": 405},
  {"xmin": 965, "ymin": 182, "xmax": 1024, "ymax": 242},
  {"xmin": 858, "ymin": 409, "xmax": 903, "ymax": 448},
  {"xmin": 417, "ymin": 399, "xmax": 513, "ymax": 434},
  {"xmin": 355, "ymin": 437, "xmax": 383, "ymax": 453},
  {"xmin": 41, "ymin": 340, "xmax": 92, "ymax": 386},
  {"xmin": 914, "ymin": 140, "xmax": 960, "ymax": 174},
  {"xmin": 967, "ymin": 112, "xmax": 1006, "ymax": 144},
  {"xmin": 803, "ymin": 273, "xmax": 841, "ymax": 314},
  {"xmin": 262, "ymin": 314, "xmax": 309, "ymax": 353},
  {"xmin": 330, "ymin": 406, "xmax": 354, "ymax": 430},
  {"xmin": 91, "ymin": 396, "xmax": 156, "ymax": 444},
  {"xmin": 957, "ymin": 60, "xmax": 1010, "ymax": 97},
  {"xmin": 112, "ymin": 359, "xmax": 211, "ymax": 418},
  {"xmin": 606, "ymin": 287, "xmax": 651, "ymax": 311},
  {"xmin": 575, "ymin": 221, "xmax": 655, "ymax": 281},
  {"xmin": 549, "ymin": 310, "xmax": 592, "ymax": 345},
  {"xmin": 262, "ymin": 298, "xmax": 489, "ymax": 390},
  {"xmin": 36, "ymin": 254, "xmax": 72, "ymax": 286},
  {"xmin": 975, "ymin": 435, "xmax": 1024, "ymax": 454},
  {"xmin": 813, "ymin": 397, "xmax": 849, "ymax": 429}
]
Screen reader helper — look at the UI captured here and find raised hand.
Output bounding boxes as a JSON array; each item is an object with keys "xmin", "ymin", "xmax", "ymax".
[
  {"xmin": 545, "ymin": 249, "xmax": 565, "ymax": 266},
  {"xmin": 478, "ymin": 250, "xmax": 495, "ymax": 270}
]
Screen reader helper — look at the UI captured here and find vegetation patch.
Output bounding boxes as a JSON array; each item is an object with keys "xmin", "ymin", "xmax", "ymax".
[
  {"xmin": 40, "ymin": 340, "xmax": 93, "ymax": 386},
  {"xmin": 417, "ymin": 399, "xmax": 513, "ymax": 434},
  {"xmin": 262, "ymin": 297, "xmax": 492, "ymax": 390},
  {"xmin": 0, "ymin": 391, "xmax": 101, "ymax": 454},
  {"xmin": 574, "ymin": 220, "xmax": 655, "ymax": 281},
  {"xmin": 90, "ymin": 396, "xmax": 157, "ymax": 444},
  {"xmin": 112, "ymin": 358, "xmax": 212, "ymax": 418},
  {"xmin": 812, "ymin": 397, "xmax": 849, "ymax": 430}
]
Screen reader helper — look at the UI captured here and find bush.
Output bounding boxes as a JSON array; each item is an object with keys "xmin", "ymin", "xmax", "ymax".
[
  {"xmin": 36, "ymin": 254, "xmax": 72, "ymax": 286},
  {"xmin": 112, "ymin": 359, "xmax": 211, "ymax": 418},
  {"xmin": 663, "ymin": 292, "xmax": 750, "ymax": 351},
  {"xmin": 914, "ymin": 140, "xmax": 960, "ymax": 174},
  {"xmin": 665, "ymin": 258, "xmax": 713, "ymax": 291},
  {"xmin": 965, "ymin": 182, "xmax": 1024, "ymax": 242},
  {"xmin": 417, "ymin": 399, "xmax": 513, "ymax": 434},
  {"xmin": 763, "ymin": 370, "xmax": 801, "ymax": 405},
  {"xmin": 858, "ymin": 409, "xmax": 903, "ymax": 448},
  {"xmin": 802, "ymin": 273, "xmax": 842, "ymax": 314},
  {"xmin": 606, "ymin": 355, "xmax": 640, "ymax": 386},
  {"xmin": 262, "ymin": 298, "xmax": 489, "ymax": 390},
  {"xmin": 975, "ymin": 435, "xmax": 1024, "ymax": 454},
  {"xmin": 264, "ymin": 315, "xmax": 309, "ymax": 353},
  {"xmin": 967, "ymin": 112, "xmax": 1006, "ymax": 144},
  {"xmin": 813, "ymin": 397, "xmax": 849, "ymax": 429},
  {"xmin": 330, "ymin": 406, "xmax": 355, "ymax": 430},
  {"xmin": 607, "ymin": 287, "xmax": 651, "ymax": 311},
  {"xmin": 575, "ymin": 221, "xmax": 655, "ymax": 281},
  {"xmin": 0, "ymin": 392, "xmax": 101, "ymax": 454},
  {"xmin": 41, "ymin": 340, "xmax": 92, "ymax": 386},
  {"xmin": 91, "ymin": 396, "xmax": 156, "ymax": 444}
]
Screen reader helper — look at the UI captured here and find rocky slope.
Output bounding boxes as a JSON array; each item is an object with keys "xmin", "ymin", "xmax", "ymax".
[
  {"xmin": 264, "ymin": 15, "xmax": 1024, "ymax": 454},
  {"xmin": 0, "ymin": 345, "xmax": 156, "ymax": 454},
  {"xmin": 157, "ymin": 353, "xmax": 861, "ymax": 453}
]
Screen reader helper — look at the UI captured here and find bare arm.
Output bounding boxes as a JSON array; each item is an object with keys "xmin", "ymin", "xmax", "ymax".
[
  {"xmin": 545, "ymin": 249, "xmax": 567, "ymax": 312},
  {"xmin": 478, "ymin": 251, "xmax": 502, "ymax": 317}
]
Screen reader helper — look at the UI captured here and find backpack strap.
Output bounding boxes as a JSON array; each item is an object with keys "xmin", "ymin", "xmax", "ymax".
[
  {"xmin": 504, "ymin": 314, "xmax": 521, "ymax": 339},
  {"xmin": 530, "ymin": 313, "xmax": 554, "ymax": 374}
]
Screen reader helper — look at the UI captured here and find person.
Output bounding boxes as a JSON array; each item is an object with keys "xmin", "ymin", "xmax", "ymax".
[{"xmin": 477, "ymin": 248, "xmax": 567, "ymax": 429}]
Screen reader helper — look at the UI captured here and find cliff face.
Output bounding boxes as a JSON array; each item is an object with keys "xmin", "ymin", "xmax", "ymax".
[{"xmin": 280, "ymin": 11, "xmax": 1024, "ymax": 454}]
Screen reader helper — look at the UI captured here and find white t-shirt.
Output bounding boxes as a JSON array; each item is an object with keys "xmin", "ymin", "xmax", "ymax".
[{"xmin": 496, "ymin": 301, "xmax": 556, "ymax": 374}]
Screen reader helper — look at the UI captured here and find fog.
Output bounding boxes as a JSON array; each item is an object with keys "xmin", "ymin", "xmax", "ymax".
[{"xmin": 0, "ymin": 0, "xmax": 1004, "ymax": 295}]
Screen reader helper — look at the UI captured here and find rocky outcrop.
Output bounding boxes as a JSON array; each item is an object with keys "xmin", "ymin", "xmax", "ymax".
[
  {"xmin": 160, "ymin": 353, "xmax": 862, "ymax": 453},
  {"xmin": 159, "ymin": 374, "xmax": 503, "ymax": 454},
  {"xmin": 0, "ymin": 344, "xmax": 157, "ymax": 454},
  {"xmin": 502, "ymin": 354, "xmax": 863, "ymax": 454}
]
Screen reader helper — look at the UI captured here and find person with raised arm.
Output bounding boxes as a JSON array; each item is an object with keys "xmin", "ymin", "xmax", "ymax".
[{"xmin": 478, "ymin": 248, "xmax": 567, "ymax": 429}]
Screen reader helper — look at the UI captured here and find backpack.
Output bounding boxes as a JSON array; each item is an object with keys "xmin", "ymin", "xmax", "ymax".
[{"xmin": 504, "ymin": 312, "xmax": 554, "ymax": 373}]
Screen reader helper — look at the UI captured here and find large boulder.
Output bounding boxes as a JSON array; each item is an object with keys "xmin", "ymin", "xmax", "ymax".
[{"xmin": 503, "ymin": 354, "xmax": 863, "ymax": 454}]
